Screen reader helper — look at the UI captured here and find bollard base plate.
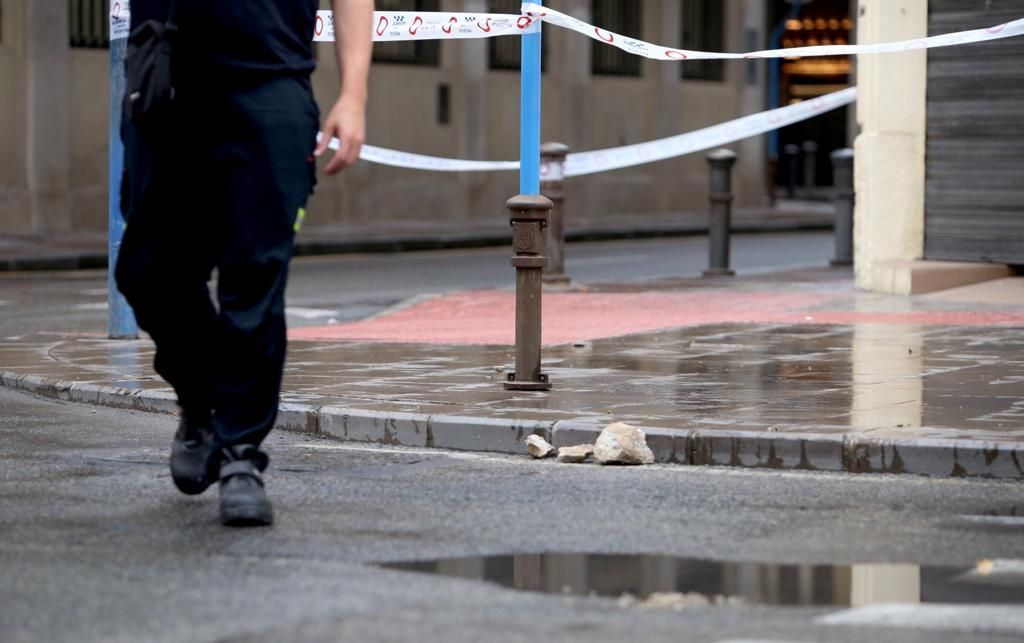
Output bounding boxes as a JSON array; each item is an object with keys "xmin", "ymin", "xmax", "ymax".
[
  {"xmin": 830, "ymin": 259, "xmax": 853, "ymax": 268},
  {"xmin": 702, "ymin": 268, "xmax": 736, "ymax": 278},
  {"xmin": 504, "ymin": 373, "xmax": 552, "ymax": 391}
]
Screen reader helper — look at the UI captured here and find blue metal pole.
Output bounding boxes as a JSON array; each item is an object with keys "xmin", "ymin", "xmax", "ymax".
[
  {"xmin": 108, "ymin": 13, "xmax": 138, "ymax": 339},
  {"xmin": 519, "ymin": 1, "xmax": 542, "ymax": 195}
]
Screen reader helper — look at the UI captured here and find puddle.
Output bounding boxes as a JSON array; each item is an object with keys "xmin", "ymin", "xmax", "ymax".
[{"xmin": 382, "ymin": 554, "xmax": 1024, "ymax": 607}]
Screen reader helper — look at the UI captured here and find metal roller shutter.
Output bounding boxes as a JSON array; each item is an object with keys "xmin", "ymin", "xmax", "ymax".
[{"xmin": 925, "ymin": 0, "xmax": 1024, "ymax": 264}]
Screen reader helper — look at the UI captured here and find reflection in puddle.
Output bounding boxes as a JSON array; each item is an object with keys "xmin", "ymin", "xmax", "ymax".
[{"xmin": 383, "ymin": 554, "xmax": 1024, "ymax": 607}]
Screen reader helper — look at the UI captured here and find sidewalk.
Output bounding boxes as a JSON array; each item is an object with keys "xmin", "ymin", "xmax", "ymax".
[
  {"xmin": 2, "ymin": 266, "xmax": 1023, "ymax": 479},
  {"xmin": 0, "ymin": 204, "xmax": 831, "ymax": 271}
]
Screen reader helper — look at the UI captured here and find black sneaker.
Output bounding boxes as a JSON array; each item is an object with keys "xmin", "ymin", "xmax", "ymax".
[
  {"xmin": 169, "ymin": 415, "xmax": 217, "ymax": 495},
  {"xmin": 218, "ymin": 445, "xmax": 273, "ymax": 527}
]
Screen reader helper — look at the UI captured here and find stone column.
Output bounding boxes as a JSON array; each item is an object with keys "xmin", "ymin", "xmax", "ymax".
[
  {"xmin": 853, "ymin": 0, "xmax": 928, "ymax": 294},
  {"xmin": 26, "ymin": 0, "xmax": 72, "ymax": 233},
  {"xmin": 738, "ymin": 0, "xmax": 767, "ymax": 206}
]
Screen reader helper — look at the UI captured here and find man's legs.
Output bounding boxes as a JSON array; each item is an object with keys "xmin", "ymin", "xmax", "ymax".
[
  {"xmin": 115, "ymin": 116, "xmax": 222, "ymax": 494},
  {"xmin": 206, "ymin": 77, "xmax": 318, "ymax": 525},
  {"xmin": 209, "ymin": 76, "xmax": 318, "ymax": 449}
]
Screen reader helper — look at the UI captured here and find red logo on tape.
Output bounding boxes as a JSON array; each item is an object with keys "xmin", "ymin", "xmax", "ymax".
[
  {"xmin": 409, "ymin": 16, "xmax": 423, "ymax": 35},
  {"xmin": 517, "ymin": 16, "xmax": 533, "ymax": 30},
  {"xmin": 477, "ymin": 18, "xmax": 493, "ymax": 33},
  {"xmin": 665, "ymin": 50, "xmax": 688, "ymax": 59},
  {"xmin": 442, "ymin": 16, "xmax": 458, "ymax": 33},
  {"xmin": 376, "ymin": 16, "xmax": 389, "ymax": 36},
  {"xmin": 314, "ymin": 15, "xmax": 324, "ymax": 36},
  {"xmin": 594, "ymin": 27, "xmax": 614, "ymax": 43}
]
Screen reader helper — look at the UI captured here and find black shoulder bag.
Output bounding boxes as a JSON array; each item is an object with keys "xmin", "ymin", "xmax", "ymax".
[{"xmin": 123, "ymin": 0, "xmax": 179, "ymax": 124}]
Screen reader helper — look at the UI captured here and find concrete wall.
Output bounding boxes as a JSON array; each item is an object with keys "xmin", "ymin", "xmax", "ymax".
[{"xmin": 1, "ymin": 0, "xmax": 766, "ymax": 235}]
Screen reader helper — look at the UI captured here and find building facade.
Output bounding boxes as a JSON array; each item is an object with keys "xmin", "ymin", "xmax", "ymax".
[
  {"xmin": 0, "ymin": 0, "xmax": 781, "ymax": 237},
  {"xmin": 854, "ymin": 0, "xmax": 1023, "ymax": 294}
]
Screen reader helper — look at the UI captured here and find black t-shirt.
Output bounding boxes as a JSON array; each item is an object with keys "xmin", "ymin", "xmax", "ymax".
[{"xmin": 130, "ymin": 0, "xmax": 318, "ymax": 76}]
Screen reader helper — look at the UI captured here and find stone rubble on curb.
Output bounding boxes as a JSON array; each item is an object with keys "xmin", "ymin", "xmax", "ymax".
[
  {"xmin": 4, "ymin": 370, "xmax": 1024, "ymax": 479},
  {"xmin": 525, "ymin": 434, "xmax": 556, "ymax": 459},
  {"xmin": 556, "ymin": 444, "xmax": 594, "ymax": 463},
  {"xmin": 594, "ymin": 422, "xmax": 656, "ymax": 465}
]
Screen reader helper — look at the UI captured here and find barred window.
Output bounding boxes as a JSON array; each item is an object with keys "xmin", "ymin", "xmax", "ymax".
[
  {"xmin": 373, "ymin": 0, "xmax": 441, "ymax": 66},
  {"xmin": 681, "ymin": 0, "xmax": 725, "ymax": 81},
  {"xmin": 69, "ymin": 0, "xmax": 110, "ymax": 49},
  {"xmin": 488, "ymin": 0, "xmax": 547, "ymax": 71},
  {"xmin": 591, "ymin": 0, "xmax": 642, "ymax": 77}
]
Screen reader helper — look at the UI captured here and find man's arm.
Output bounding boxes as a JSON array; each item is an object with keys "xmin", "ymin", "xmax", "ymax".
[{"xmin": 314, "ymin": 0, "xmax": 374, "ymax": 175}]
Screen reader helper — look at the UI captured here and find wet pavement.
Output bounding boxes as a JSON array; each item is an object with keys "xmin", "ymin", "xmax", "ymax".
[
  {"xmin": 1, "ymin": 261, "xmax": 1023, "ymax": 478},
  {"xmin": 3, "ymin": 386, "xmax": 1024, "ymax": 642},
  {"xmin": 384, "ymin": 554, "xmax": 1024, "ymax": 607}
]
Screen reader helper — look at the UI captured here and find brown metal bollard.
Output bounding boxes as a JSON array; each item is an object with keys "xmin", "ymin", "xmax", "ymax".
[
  {"xmin": 703, "ymin": 149, "xmax": 738, "ymax": 278},
  {"xmin": 505, "ymin": 194, "xmax": 554, "ymax": 391},
  {"xmin": 540, "ymin": 142, "xmax": 570, "ymax": 286}
]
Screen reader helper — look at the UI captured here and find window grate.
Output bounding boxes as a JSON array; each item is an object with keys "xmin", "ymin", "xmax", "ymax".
[
  {"xmin": 591, "ymin": 0, "xmax": 642, "ymax": 77},
  {"xmin": 69, "ymin": 0, "xmax": 110, "ymax": 49},
  {"xmin": 681, "ymin": 0, "xmax": 725, "ymax": 81},
  {"xmin": 488, "ymin": 0, "xmax": 547, "ymax": 71},
  {"xmin": 373, "ymin": 0, "xmax": 441, "ymax": 66}
]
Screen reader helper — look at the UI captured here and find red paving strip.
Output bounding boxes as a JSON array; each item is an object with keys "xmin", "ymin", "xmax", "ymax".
[{"xmin": 288, "ymin": 290, "xmax": 1024, "ymax": 346}]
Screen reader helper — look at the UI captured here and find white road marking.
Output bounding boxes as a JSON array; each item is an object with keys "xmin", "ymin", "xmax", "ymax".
[
  {"xmin": 816, "ymin": 604, "xmax": 1024, "ymax": 635},
  {"xmin": 954, "ymin": 515, "xmax": 1024, "ymax": 528},
  {"xmin": 285, "ymin": 307, "xmax": 340, "ymax": 320}
]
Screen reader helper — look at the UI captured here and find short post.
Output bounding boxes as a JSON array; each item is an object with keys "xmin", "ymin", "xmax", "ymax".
[
  {"xmin": 830, "ymin": 148, "xmax": 855, "ymax": 267},
  {"xmin": 784, "ymin": 143, "xmax": 800, "ymax": 199},
  {"xmin": 802, "ymin": 140, "xmax": 818, "ymax": 188},
  {"xmin": 540, "ymin": 142, "xmax": 570, "ymax": 286},
  {"xmin": 704, "ymin": 149, "xmax": 737, "ymax": 278},
  {"xmin": 505, "ymin": 195, "xmax": 553, "ymax": 391}
]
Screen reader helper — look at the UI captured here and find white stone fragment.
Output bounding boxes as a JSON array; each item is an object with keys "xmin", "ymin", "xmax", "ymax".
[
  {"xmin": 525, "ymin": 434, "xmax": 555, "ymax": 458},
  {"xmin": 594, "ymin": 422, "xmax": 655, "ymax": 465},
  {"xmin": 556, "ymin": 444, "xmax": 594, "ymax": 463}
]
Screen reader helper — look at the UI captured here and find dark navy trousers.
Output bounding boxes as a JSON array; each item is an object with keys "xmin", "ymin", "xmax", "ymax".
[{"xmin": 116, "ymin": 75, "xmax": 318, "ymax": 449}]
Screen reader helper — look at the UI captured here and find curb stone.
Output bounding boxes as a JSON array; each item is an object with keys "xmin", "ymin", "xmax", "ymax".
[{"xmin": 2, "ymin": 370, "xmax": 1021, "ymax": 480}]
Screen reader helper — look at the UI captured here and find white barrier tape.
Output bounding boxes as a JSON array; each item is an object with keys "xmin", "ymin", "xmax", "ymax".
[
  {"xmin": 322, "ymin": 86, "xmax": 855, "ymax": 176},
  {"xmin": 313, "ymin": 10, "xmax": 537, "ymax": 43},
  {"xmin": 320, "ymin": 135, "xmax": 519, "ymax": 172},
  {"xmin": 565, "ymin": 87, "xmax": 856, "ymax": 177},
  {"xmin": 525, "ymin": 3, "xmax": 1024, "ymax": 61},
  {"xmin": 113, "ymin": 2, "xmax": 1023, "ymax": 59}
]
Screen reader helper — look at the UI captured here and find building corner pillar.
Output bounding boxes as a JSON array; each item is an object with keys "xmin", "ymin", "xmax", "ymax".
[{"xmin": 853, "ymin": 0, "xmax": 928, "ymax": 294}]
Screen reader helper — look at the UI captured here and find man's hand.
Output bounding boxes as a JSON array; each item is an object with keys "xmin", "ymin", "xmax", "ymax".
[
  {"xmin": 315, "ymin": 96, "xmax": 366, "ymax": 175},
  {"xmin": 315, "ymin": 0, "xmax": 374, "ymax": 176}
]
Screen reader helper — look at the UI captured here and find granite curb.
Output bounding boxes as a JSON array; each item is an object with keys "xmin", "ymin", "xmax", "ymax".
[
  {"xmin": 5, "ymin": 369, "xmax": 1019, "ymax": 480},
  {"xmin": 0, "ymin": 216, "xmax": 831, "ymax": 272}
]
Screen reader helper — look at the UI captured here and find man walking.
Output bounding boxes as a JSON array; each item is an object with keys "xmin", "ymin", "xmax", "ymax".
[{"xmin": 116, "ymin": 0, "xmax": 374, "ymax": 526}]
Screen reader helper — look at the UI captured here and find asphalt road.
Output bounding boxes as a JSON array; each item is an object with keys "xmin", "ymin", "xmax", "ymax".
[
  {"xmin": 2, "ymin": 388, "xmax": 1022, "ymax": 642},
  {"xmin": 0, "ymin": 232, "xmax": 833, "ymax": 335}
]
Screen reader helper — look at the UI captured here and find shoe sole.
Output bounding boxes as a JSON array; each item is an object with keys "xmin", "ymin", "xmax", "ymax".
[
  {"xmin": 170, "ymin": 445, "xmax": 219, "ymax": 496},
  {"xmin": 221, "ymin": 502, "xmax": 274, "ymax": 527}
]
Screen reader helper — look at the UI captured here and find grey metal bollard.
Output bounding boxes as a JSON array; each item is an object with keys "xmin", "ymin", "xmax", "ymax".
[
  {"xmin": 830, "ymin": 148, "xmax": 855, "ymax": 267},
  {"xmin": 540, "ymin": 142, "xmax": 570, "ymax": 286},
  {"xmin": 505, "ymin": 194, "xmax": 554, "ymax": 391},
  {"xmin": 703, "ymin": 149, "xmax": 737, "ymax": 278},
  {"xmin": 784, "ymin": 143, "xmax": 800, "ymax": 198},
  {"xmin": 802, "ymin": 140, "xmax": 818, "ymax": 188}
]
